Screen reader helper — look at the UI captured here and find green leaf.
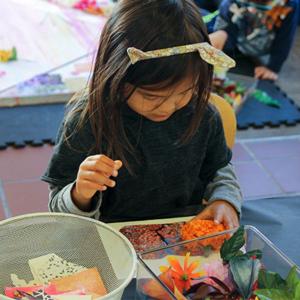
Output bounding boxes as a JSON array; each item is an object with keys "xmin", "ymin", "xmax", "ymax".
[
  {"xmin": 220, "ymin": 226, "xmax": 245, "ymax": 262},
  {"xmin": 229, "ymin": 256, "xmax": 261, "ymax": 299},
  {"xmin": 251, "ymin": 89, "xmax": 281, "ymax": 108},
  {"xmin": 256, "ymin": 266, "xmax": 300, "ymax": 299},
  {"xmin": 254, "ymin": 288, "xmax": 292, "ymax": 300},
  {"xmin": 236, "ymin": 83, "xmax": 246, "ymax": 94},
  {"xmin": 236, "ymin": 250, "xmax": 245, "ymax": 256},
  {"xmin": 245, "ymin": 249, "xmax": 263, "ymax": 260},
  {"xmin": 11, "ymin": 47, "xmax": 17, "ymax": 60},
  {"xmin": 294, "ymin": 281, "xmax": 300, "ymax": 299},
  {"xmin": 258, "ymin": 269, "xmax": 286, "ymax": 289},
  {"xmin": 286, "ymin": 266, "xmax": 300, "ymax": 293}
]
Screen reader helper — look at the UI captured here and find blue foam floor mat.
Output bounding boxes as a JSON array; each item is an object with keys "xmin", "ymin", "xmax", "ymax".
[
  {"xmin": 237, "ymin": 80, "xmax": 300, "ymax": 129},
  {"xmin": 0, "ymin": 103, "xmax": 65, "ymax": 149},
  {"xmin": 0, "ymin": 80, "xmax": 300, "ymax": 149}
]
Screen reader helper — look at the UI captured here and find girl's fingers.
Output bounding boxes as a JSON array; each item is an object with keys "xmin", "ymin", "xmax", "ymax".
[
  {"xmin": 114, "ymin": 160, "xmax": 123, "ymax": 170},
  {"xmin": 88, "ymin": 154, "xmax": 115, "ymax": 167},
  {"xmin": 86, "ymin": 156, "xmax": 122, "ymax": 176},
  {"xmin": 255, "ymin": 71, "xmax": 263, "ymax": 78},
  {"xmin": 225, "ymin": 217, "xmax": 234, "ymax": 229},
  {"xmin": 270, "ymin": 73, "xmax": 277, "ymax": 81},
  {"xmin": 262, "ymin": 72, "xmax": 270, "ymax": 80},
  {"xmin": 225, "ymin": 210, "xmax": 239, "ymax": 229},
  {"xmin": 83, "ymin": 159, "xmax": 118, "ymax": 177},
  {"xmin": 213, "ymin": 206, "xmax": 223, "ymax": 225},
  {"xmin": 192, "ymin": 211, "xmax": 206, "ymax": 221},
  {"xmin": 193, "ymin": 208, "xmax": 213, "ymax": 221},
  {"xmin": 81, "ymin": 170, "xmax": 116, "ymax": 188},
  {"xmin": 81, "ymin": 179, "xmax": 107, "ymax": 192},
  {"xmin": 232, "ymin": 214, "xmax": 240, "ymax": 228}
]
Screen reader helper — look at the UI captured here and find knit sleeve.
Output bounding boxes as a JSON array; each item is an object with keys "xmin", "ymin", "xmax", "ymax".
[{"xmin": 199, "ymin": 107, "xmax": 233, "ymax": 183}]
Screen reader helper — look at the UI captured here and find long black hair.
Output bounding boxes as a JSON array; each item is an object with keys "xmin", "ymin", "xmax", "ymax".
[{"xmin": 67, "ymin": 0, "xmax": 213, "ymax": 172}]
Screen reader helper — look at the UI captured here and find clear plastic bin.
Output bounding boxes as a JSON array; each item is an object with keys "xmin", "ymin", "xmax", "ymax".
[{"xmin": 136, "ymin": 225, "xmax": 299, "ymax": 300}]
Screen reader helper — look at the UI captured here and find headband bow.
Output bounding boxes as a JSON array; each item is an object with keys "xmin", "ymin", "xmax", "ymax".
[{"xmin": 127, "ymin": 42, "xmax": 236, "ymax": 69}]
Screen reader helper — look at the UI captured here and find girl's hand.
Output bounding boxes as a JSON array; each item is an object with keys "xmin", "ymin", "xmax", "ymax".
[
  {"xmin": 72, "ymin": 155, "xmax": 122, "ymax": 211},
  {"xmin": 193, "ymin": 200, "xmax": 239, "ymax": 229},
  {"xmin": 255, "ymin": 66, "xmax": 278, "ymax": 81}
]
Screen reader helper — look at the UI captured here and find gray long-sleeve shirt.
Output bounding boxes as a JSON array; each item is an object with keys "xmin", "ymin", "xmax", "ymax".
[{"xmin": 43, "ymin": 100, "xmax": 243, "ymax": 222}]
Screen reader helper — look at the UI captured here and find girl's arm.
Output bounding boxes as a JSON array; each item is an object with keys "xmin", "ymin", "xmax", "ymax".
[
  {"xmin": 195, "ymin": 163, "xmax": 242, "ymax": 228},
  {"xmin": 203, "ymin": 163, "xmax": 242, "ymax": 215},
  {"xmin": 196, "ymin": 106, "xmax": 242, "ymax": 228},
  {"xmin": 48, "ymin": 183, "xmax": 102, "ymax": 219}
]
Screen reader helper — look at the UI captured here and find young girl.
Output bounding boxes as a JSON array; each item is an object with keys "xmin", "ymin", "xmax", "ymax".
[{"xmin": 42, "ymin": 0, "xmax": 242, "ymax": 227}]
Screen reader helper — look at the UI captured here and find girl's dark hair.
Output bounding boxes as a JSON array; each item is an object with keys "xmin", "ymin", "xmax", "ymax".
[{"xmin": 67, "ymin": 0, "xmax": 213, "ymax": 172}]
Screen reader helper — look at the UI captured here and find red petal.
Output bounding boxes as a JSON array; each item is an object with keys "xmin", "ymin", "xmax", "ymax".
[
  {"xmin": 187, "ymin": 261, "xmax": 200, "ymax": 274},
  {"xmin": 167, "ymin": 257, "xmax": 184, "ymax": 274},
  {"xmin": 171, "ymin": 270, "xmax": 182, "ymax": 280},
  {"xmin": 184, "ymin": 279, "xmax": 192, "ymax": 291},
  {"xmin": 173, "ymin": 278, "xmax": 186, "ymax": 294}
]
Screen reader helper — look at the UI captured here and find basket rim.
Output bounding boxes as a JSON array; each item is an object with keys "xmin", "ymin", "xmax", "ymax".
[{"xmin": 0, "ymin": 212, "xmax": 137, "ymax": 300}]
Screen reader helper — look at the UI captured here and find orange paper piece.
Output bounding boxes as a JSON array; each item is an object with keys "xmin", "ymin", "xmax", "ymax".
[
  {"xmin": 50, "ymin": 268, "xmax": 107, "ymax": 298},
  {"xmin": 181, "ymin": 219, "xmax": 228, "ymax": 250}
]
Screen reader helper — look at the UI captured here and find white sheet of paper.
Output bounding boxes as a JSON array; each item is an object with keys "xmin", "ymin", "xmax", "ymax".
[{"xmin": 28, "ymin": 253, "xmax": 87, "ymax": 284}]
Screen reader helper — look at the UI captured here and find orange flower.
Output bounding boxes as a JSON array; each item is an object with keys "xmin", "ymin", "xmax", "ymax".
[
  {"xmin": 160, "ymin": 253, "xmax": 205, "ymax": 293},
  {"xmin": 180, "ymin": 219, "xmax": 228, "ymax": 250}
]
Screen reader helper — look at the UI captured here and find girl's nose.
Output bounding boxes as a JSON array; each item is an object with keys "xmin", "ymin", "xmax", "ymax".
[{"xmin": 158, "ymin": 97, "xmax": 177, "ymax": 114}]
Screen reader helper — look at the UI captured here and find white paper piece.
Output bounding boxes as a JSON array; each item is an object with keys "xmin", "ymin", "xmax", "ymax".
[
  {"xmin": 10, "ymin": 273, "xmax": 39, "ymax": 287},
  {"xmin": 29, "ymin": 253, "xmax": 87, "ymax": 284}
]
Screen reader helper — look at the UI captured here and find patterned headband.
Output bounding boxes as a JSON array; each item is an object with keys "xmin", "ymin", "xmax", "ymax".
[{"xmin": 127, "ymin": 42, "xmax": 236, "ymax": 69}]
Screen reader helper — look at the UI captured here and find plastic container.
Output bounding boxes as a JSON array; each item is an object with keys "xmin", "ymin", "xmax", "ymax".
[
  {"xmin": 136, "ymin": 225, "xmax": 299, "ymax": 300},
  {"xmin": 0, "ymin": 213, "xmax": 137, "ymax": 300}
]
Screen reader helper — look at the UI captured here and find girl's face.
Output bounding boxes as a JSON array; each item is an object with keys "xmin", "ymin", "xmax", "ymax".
[{"xmin": 126, "ymin": 76, "xmax": 195, "ymax": 122}]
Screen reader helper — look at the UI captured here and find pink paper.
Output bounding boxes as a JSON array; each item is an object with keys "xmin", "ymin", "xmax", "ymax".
[{"xmin": 5, "ymin": 284, "xmax": 85, "ymax": 299}]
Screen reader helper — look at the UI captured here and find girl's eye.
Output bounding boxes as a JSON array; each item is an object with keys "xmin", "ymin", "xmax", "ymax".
[
  {"xmin": 144, "ymin": 95, "xmax": 165, "ymax": 101},
  {"xmin": 180, "ymin": 88, "xmax": 193, "ymax": 95}
]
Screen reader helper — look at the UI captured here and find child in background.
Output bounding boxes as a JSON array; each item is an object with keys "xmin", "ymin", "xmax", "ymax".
[
  {"xmin": 42, "ymin": 0, "xmax": 242, "ymax": 227},
  {"xmin": 209, "ymin": 0, "xmax": 299, "ymax": 80}
]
